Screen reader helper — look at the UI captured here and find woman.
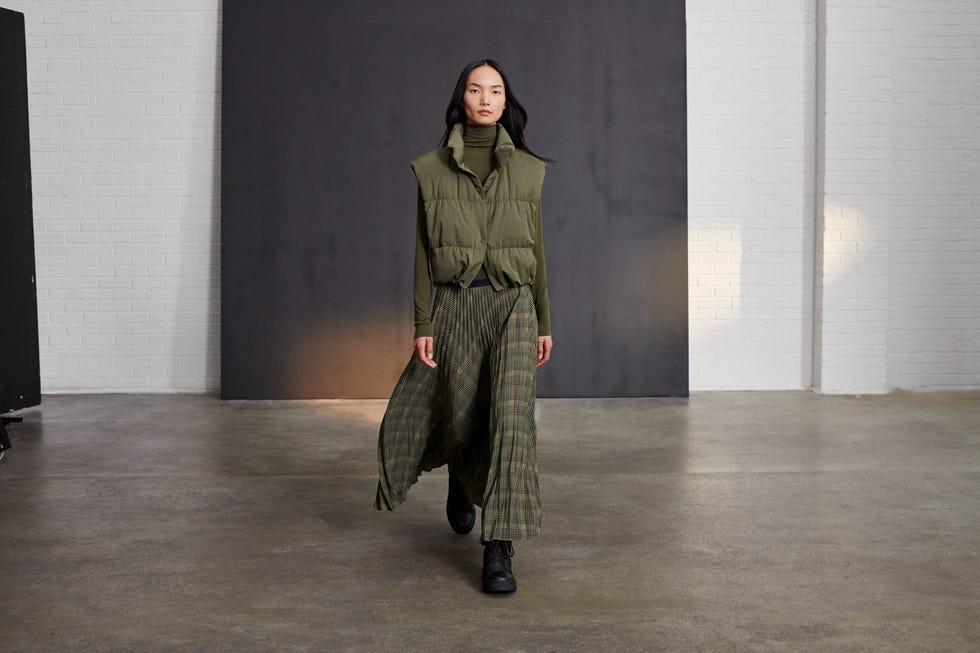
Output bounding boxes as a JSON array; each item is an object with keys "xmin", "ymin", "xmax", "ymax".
[{"xmin": 375, "ymin": 59, "xmax": 553, "ymax": 594}]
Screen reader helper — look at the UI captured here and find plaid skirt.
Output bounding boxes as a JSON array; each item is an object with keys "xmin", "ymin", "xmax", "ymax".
[{"xmin": 374, "ymin": 283, "xmax": 541, "ymax": 542}]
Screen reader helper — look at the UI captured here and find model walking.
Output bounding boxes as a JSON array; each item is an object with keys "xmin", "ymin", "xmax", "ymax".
[{"xmin": 375, "ymin": 59, "xmax": 553, "ymax": 594}]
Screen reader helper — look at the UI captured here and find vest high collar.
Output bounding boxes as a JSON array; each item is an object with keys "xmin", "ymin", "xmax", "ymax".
[{"xmin": 447, "ymin": 122, "xmax": 516, "ymax": 172}]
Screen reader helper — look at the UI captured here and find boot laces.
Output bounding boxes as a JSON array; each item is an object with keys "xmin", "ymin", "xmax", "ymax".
[{"xmin": 485, "ymin": 540, "xmax": 514, "ymax": 567}]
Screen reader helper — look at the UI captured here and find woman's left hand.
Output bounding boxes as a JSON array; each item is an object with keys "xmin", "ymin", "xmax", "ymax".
[{"xmin": 536, "ymin": 336, "xmax": 553, "ymax": 368}]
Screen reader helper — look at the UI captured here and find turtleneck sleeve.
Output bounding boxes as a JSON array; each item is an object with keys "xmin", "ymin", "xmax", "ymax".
[
  {"xmin": 532, "ymin": 198, "xmax": 551, "ymax": 336},
  {"xmin": 413, "ymin": 187, "xmax": 433, "ymax": 338}
]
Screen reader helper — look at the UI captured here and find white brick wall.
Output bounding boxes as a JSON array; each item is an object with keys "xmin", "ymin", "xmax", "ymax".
[
  {"xmin": 687, "ymin": 0, "xmax": 818, "ymax": 390},
  {"xmin": 690, "ymin": 0, "xmax": 980, "ymax": 392},
  {"xmin": 814, "ymin": 0, "xmax": 892, "ymax": 393},
  {"xmin": 888, "ymin": 0, "xmax": 980, "ymax": 390},
  {"xmin": 7, "ymin": 0, "xmax": 221, "ymax": 392}
]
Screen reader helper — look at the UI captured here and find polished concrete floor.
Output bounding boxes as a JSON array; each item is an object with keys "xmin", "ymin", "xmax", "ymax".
[{"xmin": 1, "ymin": 391, "xmax": 978, "ymax": 651}]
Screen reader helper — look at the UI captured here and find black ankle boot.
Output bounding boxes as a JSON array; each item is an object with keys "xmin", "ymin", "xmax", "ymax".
[
  {"xmin": 482, "ymin": 540, "xmax": 516, "ymax": 594},
  {"xmin": 446, "ymin": 473, "xmax": 476, "ymax": 534}
]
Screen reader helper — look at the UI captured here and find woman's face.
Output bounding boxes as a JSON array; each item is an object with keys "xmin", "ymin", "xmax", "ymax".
[{"xmin": 461, "ymin": 65, "xmax": 506, "ymax": 126}]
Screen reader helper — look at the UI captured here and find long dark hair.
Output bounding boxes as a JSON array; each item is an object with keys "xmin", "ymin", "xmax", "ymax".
[{"xmin": 439, "ymin": 59, "xmax": 551, "ymax": 162}]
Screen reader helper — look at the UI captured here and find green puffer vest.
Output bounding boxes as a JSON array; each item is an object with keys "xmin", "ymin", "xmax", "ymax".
[{"xmin": 411, "ymin": 122, "xmax": 546, "ymax": 290}]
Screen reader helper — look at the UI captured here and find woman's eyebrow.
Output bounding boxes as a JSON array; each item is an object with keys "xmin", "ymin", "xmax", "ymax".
[{"xmin": 467, "ymin": 82, "xmax": 504, "ymax": 89}]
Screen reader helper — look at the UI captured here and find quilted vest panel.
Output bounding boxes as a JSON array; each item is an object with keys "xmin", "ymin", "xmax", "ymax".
[{"xmin": 411, "ymin": 124, "xmax": 546, "ymax": 289}]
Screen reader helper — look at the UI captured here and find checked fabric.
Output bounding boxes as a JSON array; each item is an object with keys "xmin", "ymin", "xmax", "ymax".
[{"xmin": 375, "ymin": 284, "xmax": 541, "ymax": 542}]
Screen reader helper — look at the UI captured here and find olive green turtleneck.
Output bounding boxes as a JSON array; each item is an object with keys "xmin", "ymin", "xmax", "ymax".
[{"xmin": 461, "ymin": 122, "xmax": 497, "ymax": 184}]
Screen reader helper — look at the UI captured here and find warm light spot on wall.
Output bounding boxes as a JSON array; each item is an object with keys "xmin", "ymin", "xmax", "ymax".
[
  {"xmin": 820, "ymin": 204, "xmax": 867, "ymax": 284},
  {"xmin": 688, "ymin": 226, "xmax": 743, "ymax": 347},
  {"xmin": 285, "ymin": 309, "xmax": 409, "ymax": 401}
]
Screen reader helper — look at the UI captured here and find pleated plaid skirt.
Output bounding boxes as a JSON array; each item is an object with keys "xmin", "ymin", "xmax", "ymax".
[{"xmin": 375, "ymin": 283, "xmax": 541, "ymax": 542}]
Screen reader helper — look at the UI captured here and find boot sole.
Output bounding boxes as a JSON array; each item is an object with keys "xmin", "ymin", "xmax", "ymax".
[{"xmin": 482, "ymin": 577, "xmax": 517, "ymax": 594}]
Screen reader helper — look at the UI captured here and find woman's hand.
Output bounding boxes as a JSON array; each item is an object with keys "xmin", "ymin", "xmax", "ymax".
[
  {"xmin": 414, "ymin": 337, "xmax": 437, "ymax": 368},
  {"xmin": 536, "ymin": 336, "xmax": 553, "ymax": 367}
]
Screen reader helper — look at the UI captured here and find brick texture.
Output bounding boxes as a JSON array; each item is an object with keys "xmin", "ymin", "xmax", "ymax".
[
  {"xmin": 887, "ymin": 0, "xmax": 980, "ymax": 390},
  {"xmin": 687, "ymin": 0, "xmax": 818, "ymax": 390},
  {"xmin": 7, "ymin": 0, "xmax": 221, "ymax": 391},
  {"xmin": 691, "ymin": 0, "xmax": 980, "ymax": 392},
  {"xmin": 814, "ymin": 0, "xmax": 892, "ymax": 393}
]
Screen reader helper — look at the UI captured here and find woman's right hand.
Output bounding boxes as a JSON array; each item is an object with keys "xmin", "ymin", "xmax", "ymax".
[{"xmin": 414, "ymin": 337, "xmax": 437, "ymax": 368}]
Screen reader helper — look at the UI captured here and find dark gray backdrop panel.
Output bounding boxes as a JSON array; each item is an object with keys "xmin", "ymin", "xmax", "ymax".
[
  {"xmin": 222, "ymin": 0, "xmax": 687, "ymax": 399},
  {"xmin": 0, "ymin": 8, "xmax": 41, "ymax": 413}
]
